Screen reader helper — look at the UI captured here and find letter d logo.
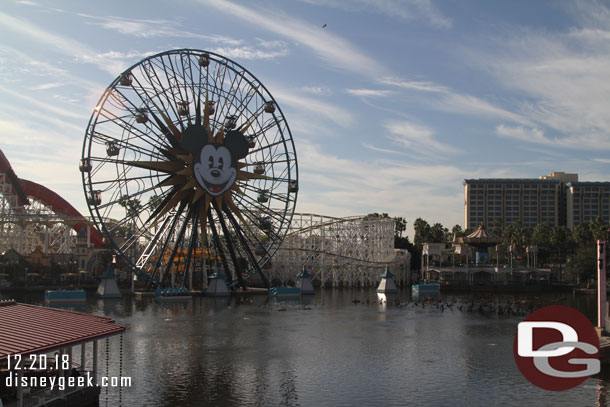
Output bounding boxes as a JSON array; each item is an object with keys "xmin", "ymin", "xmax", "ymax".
[{"xmin": 518, "ymin": 321, "xmax": 577, "ymax": 357}]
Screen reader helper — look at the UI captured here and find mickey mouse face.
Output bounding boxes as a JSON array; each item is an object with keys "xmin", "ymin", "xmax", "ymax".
[
  {"xmin": 182, "ymin": 123, "xmax": 249, "ymax": 198},
  {"xmin": 193, "ymin": 144, "xmax": 237, "ymax": 196}
]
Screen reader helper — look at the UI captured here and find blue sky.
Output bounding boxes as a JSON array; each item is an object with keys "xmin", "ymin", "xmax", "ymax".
[{"xmin": 1, "ymin": 0, "xmax": 610, "ymax": 236}]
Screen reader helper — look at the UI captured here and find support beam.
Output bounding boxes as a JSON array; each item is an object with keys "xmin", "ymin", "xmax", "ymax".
[
  {"xmin": 598, "ymin": 240, "xmax": 607, "ymax": 331},
  {"xmin": 93, "ymin": 340, "xmax": 98, "ymax": 385},
  {"xmin": 81, "ymin": 343, "xmax": 86, "ymax": 371}
]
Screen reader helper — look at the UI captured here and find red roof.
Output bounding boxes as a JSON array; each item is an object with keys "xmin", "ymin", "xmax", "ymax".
[
  {"xmin": 0, "ymin": 300, "xmax": 125, "ymax": 361},
  {"xmin": 460, "ymin": 223, "xmax": 503, "ymax": 244}
]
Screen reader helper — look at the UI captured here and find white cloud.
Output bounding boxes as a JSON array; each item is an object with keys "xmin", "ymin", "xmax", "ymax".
[
  {"xmin": 496, "ymin": 124, "xmax": 610, "ymax": 151},
  {"xmin": 0, "ymin": 11, "xmax": 126, "ymax": 75},
  {"xmin": 271, "ymin": 86, "xmax": 354, "ymax": 128},
  {"xmin": 16, "ymin": 0, "xmax": 39, "ymax": 6},
  {"xmin": 211, "ymin": 45, "xmax": 289, "ymax": 60},
  {"xmin": 361, "ymin": 142, "xmax": 406, "ymax": 155},
  {"xmin": 0, "ymin": 46, "xmax": 103, "ymax": 91},
  {"xmin": 472, "ymin": 11, "xmax": 610, "ymax": 145},
  {"xmin": 300, "ymin": 86, "xmax": 331, "ymax": 96},
  {"xmin": 297, "ymin": 0, "xmax": 452, "ymax": 28},
  {"xmin": 379, "ymin": 77, "xmax": 449, "ymax": 93},
  {"xmin": 28, "ymin": 82, "xmax": 63, "ymax": 91},
  {"xmin": 0, "ymin": 84, "xmax": 88, "ymax": 120},
  {"xmin": 495, "ymin": 125, "xmax": 547, "ymax": 144},
  {"xmin": 385, "ymin": 120, "xmax": 461, "ymax": 157},
  {"xmin": 380, "ymin": 76, "xmax": 529, "ymax": 124},
  {"xmin": 296, "ymin": 140, "xmax": 465, "ymax": 230},
  {"xmin": 438, "ymin": 93, "xmax": 530, "ymax": 125},
  {"xmin": 346, "ymin": 88, "xmax": 393, "ymax": 97},
  {"xmin": 200, "ymin": 0, "xmax": 386, "ymax": 78},
  {"xmin": 80, "ymin": 14, "xmax": 243, "ymax": 45}
]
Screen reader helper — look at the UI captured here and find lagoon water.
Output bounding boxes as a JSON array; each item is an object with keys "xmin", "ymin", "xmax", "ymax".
[{"xmin": 13, "ymin": 290, "xmax": 609, "ymax": 406}]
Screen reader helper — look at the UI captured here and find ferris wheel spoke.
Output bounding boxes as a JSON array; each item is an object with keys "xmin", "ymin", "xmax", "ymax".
[
  {"xmin": 181, "ymin": 53, "xmax": 199, "ymax": 116},
  {"xmin": 141, "ymin": 59, "xmax": 182, "ymax": 124},
  {"xmin": 223, "ymin": 207, "xmax": 269, "ymax": 287},
  {"xmin": 213, "ymin": 201, "xmax": 247, "ymax": 290},
  {"xmin": 207, "ymin": 208, "xmax": 233, "ymax": 288},
  {"xmin": 92, "ymin": 112, "xmax": 172, "ymax": 157},
  {"xmin": 141, "ymin": 187, "xmax": 176, "ymax": 225},
  {"xmin": 159, "ymin": 54, "xmax": 189, "ymax": 132},
  {"xmin": 95, "ymin": 182, "xmax": 160, "ymax": 211},
  {"xmin": 160, "ymin": 204, "xmax": 194, "ymax": 287},
  {"xmin": 233, "ymin": 196, "xmax": 283, "ymax": 239},
  {"xmin": 215, "ymin": 68, "xmax": 247, "ymax": 123},
  {"xmin": 146, "ymin": 199, "xmax": 188, "ymax": 288},
  {"xmin": 247, "ymin": 139, "xmax": 287, "ymax": 157},
  {"xmin": 237, "ymin": 181, "xmax": 289, "ymax": 204},
  {"xmin": 89, "ymin": 172, "xmax": 162, "ymax": 188},
  {"xmin": 178, "ymin": 205, "xmax": 199, "ymax": 288},
  {"xmin": 136, "ymin": 61, "xmax": 171, "ymax": 115},
  {"xmin": 114, "ymin": 85, "xmax": 185, "ymax": 152},
  {"xmin": 147, "ymin": 110, "xmax": 184, "ymax": 152}
]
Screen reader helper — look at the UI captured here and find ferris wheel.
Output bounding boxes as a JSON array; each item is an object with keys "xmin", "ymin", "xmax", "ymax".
[{"xmin": 80, "ymin": 49, "xmax": 298, "ymax": 289}]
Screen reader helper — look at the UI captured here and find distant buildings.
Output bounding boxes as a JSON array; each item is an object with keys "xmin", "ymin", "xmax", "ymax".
[{"xmin": 464, "ymin": 172, "xmax": 610, "ymax": 230}]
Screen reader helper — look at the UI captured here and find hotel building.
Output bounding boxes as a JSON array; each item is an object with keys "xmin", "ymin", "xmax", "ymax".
[
  {"xmin": 566, "ymin": 182, "xmax": 610, "ymax": 229},
  {"xmin": 464, "ymin": 172, "xmax": 610, "ymax": 230}
]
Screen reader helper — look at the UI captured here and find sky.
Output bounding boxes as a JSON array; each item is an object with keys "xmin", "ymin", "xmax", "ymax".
[{"xmin": 1, "ymin": 0, "xmax": 610, "ymax": 237}]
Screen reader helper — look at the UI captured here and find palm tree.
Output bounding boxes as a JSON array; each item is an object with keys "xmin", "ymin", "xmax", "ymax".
[
  {"xmin": 550, "ymin": 225, "xmax": 573, "ymax": 280},
  {"xmin": 590, "ymin": 216, "xmax": 610, "ymax": 241},
  {"xmin": 394, "ymin": 217, "xmax": 407, "ymax": 238},
  {"xmin": 413, "ymin": 218, "xmax": 431, "ymax": 248},
  {"xmin": 503, "ymin": 221, "xmax": 531, "ymax": 262},
  {"xmin": 573, "ymin": 223, "xmax": 592, "ymax": 248}
]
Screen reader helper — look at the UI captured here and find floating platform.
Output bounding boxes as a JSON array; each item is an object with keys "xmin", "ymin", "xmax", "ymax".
[
  {"xmin": 412, "ymin": 283, "xmax": 440, "ymax": 293},
  {"xmin": 134, "ymin": 291, "xmax": 155, "ymax": 298},
  {"xmin": 44, "ymin": 289, "xmax": 86, "ymax": 303},
  {"xmin": 269, "ymin": 287, "xmax": 301, "ymax": 297},
  {"xmin": 154, "ymin": 287, "xmax": 192, "ymax": 300}
]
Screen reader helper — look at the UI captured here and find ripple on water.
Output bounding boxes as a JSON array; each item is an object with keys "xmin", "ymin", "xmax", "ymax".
[{"xmin": 14, "ymin": 290, "xmax": 603, "ymax": 406}]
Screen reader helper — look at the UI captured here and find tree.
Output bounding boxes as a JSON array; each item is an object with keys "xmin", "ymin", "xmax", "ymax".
[
  {"xmin": 413, "ymin": 218, "xmax": 431, "ymax": 248},
  {"xmin": 590, "ymin": 216, "xmax": 610, "ymax": 241},
  {"xmin": 503, "ymin": 221, "xmax": 532, "ymax": 261},
  {"xmin": 394, "ymin": 217, "xmax": 407, "ymax": 238},
  {"xmin": 148, "ymin": 195, "xmax": 163, "ymax": 212},
  {"xmin": 532, "ymin": 222, "xmax": 552, "ymax": 249},
  {"xmin": 531, "ymin": 222, "xmax": 553, "ymax": 266},
  {"xmin": 430, "ymin": 223, "xmax": 448, "ymax": 244},
  {"xmin": 451, "ymin": 224, "xmax": 464, "ymax": 237},
  {"xmin": 490, "ymin": 218, "xmax": 504, "ymax": 238},
  {"xmin": 550, "ymin": 225, "xmax": 574, "ymax": 280},
  {"xmin": 573, "ymin": 223, "xmax": 593, "ymax": 248},
  {"xmin": 567, "ymin": 246, "xmax": 596, "ymax": 284},
  {"xmin": 394, "ymin": 234, "xmax": 413, "ymax": 251},
  {"xmin": 119, "ymin": 197, "xmax": 142, "ymax": 219}
]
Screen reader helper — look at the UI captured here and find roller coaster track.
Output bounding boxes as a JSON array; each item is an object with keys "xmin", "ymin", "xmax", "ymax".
[{"xmin": 0, "ymin": 148, "xmax": 104, "ymax": 252}]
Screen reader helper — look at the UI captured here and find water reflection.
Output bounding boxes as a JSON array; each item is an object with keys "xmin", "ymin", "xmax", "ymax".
[{"xmin": 7, "ymin": 289, "xmax": 607, "ymax": 406}]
